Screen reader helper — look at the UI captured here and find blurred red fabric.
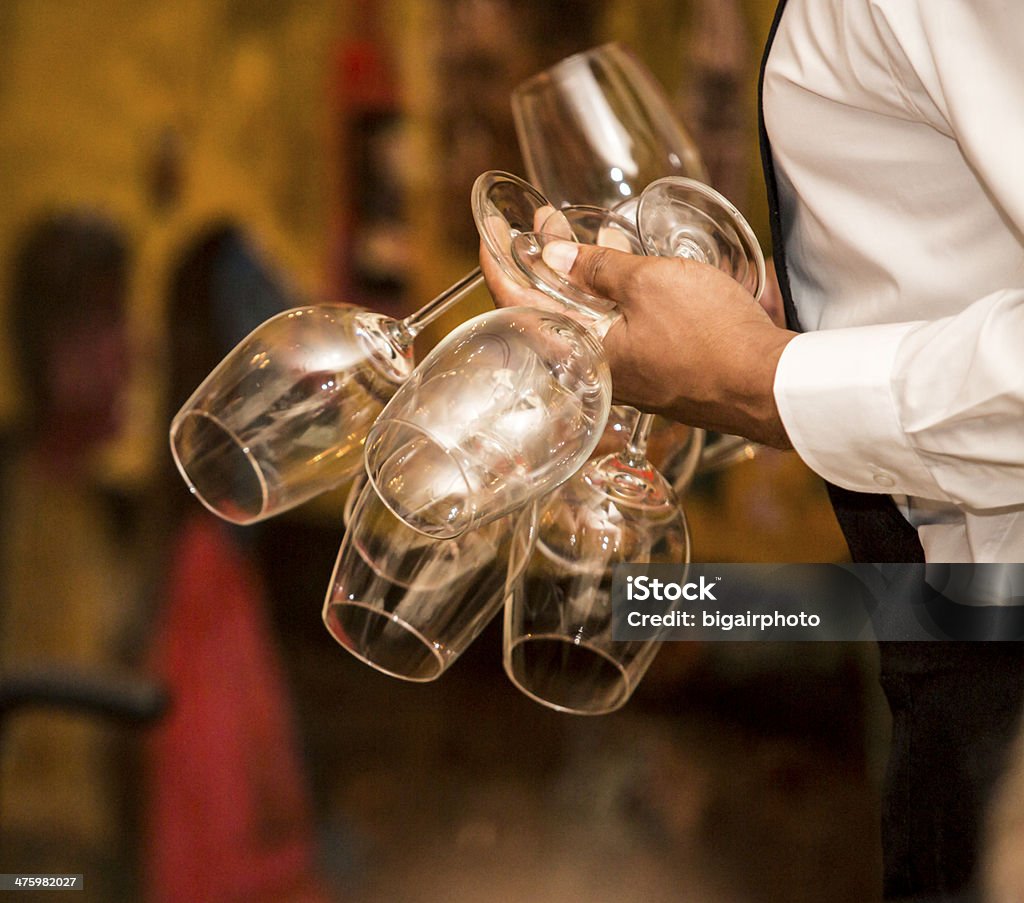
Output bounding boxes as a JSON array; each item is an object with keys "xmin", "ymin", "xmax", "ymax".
[{"xmin": 144, "ymin": 513, "xmax": 332, "ymax": 903}]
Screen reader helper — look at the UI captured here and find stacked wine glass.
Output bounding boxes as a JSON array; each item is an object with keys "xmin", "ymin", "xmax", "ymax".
[{"xmin": 170, "ymin": 43, "xmax": 766, "ymax": 715}]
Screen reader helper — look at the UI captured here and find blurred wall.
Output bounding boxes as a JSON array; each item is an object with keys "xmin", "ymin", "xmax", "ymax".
[{"xmin": 0, "ymin": 0, "xmax": 343, "ymax": 477}]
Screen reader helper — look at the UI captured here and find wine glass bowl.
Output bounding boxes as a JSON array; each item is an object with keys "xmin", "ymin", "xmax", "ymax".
[
  {"xmin": 512, "ymin": 42, "xmax": 706, "ymax": 211},
  {"xmin": 170, "ymin": 306, "xmax": 414, "ymax": 524},
  {"xmin": 363, "ymin": 305, "xmax": 612, "ymax": 539},
  {"xmin": 323, "ymin": 476, "xmax": 537, "ymax": 682},
  {"xmin": 503, "ymin": 446, "xmax": 690, "ymax": 715}
]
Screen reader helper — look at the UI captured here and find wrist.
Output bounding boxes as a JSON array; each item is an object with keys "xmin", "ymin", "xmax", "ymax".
[
  {"xmin": 719, "ymin": 324, "xmax": 797, "ymax": 449},
  {"xmin": 659, "ymin": 323, "xmax": 794, "ymax": 450}
]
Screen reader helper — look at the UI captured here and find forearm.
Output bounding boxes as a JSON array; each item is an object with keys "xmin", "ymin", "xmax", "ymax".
[{"xmin": 612, "ymin": 318, "xmax": 797, "ymax": 448}]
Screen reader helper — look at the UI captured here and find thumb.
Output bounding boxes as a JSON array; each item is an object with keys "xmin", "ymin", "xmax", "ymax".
[{"xmin": 541, "ymin": 240, "xmax": 650, "ymax": 307}]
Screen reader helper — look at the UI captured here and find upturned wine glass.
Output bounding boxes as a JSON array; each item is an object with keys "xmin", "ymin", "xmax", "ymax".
[
  {"xmin": 170, "ymin": 171, "xmax": 551, "ymax": 524},
  {"xmin": 323, "ymin": 475, "xmax": 536, "ymax": 681},
  {"xmin": 503, "ymin": 411, "xmax": 690, "ymax": 715},
  {"xmin": 362, "ymin": 303, "xmax": 613, "ymax": 540}
]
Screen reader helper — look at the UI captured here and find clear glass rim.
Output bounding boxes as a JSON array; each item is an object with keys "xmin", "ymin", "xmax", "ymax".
[
  {"xmin": 169, "ymin": 408, "xmax": 269, "ymax": 525},
  {"xmin": 505, "ymin": 502, "xmax": 539, "ymax": 585},
  {"xmin": 472, "ymin": 169, "xmax": 552, "ymax": 286},
  {"xmin": 322, "ymin": 599, "xmax": 447, "ymax": 683},
  {"xmin": 503, "ymin": 632, "xmax": 633, "ymax": 716}
]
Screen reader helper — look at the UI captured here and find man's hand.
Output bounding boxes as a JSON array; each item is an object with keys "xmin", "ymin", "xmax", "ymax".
[{"xmin": 481, "ymin": 236, "xmax": 797, "ymax": 449}]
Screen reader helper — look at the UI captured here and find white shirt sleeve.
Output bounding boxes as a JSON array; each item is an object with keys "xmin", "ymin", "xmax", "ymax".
[
  {"xmin": 772, "ymin": 0, "xmax": 1024, "ymax": 514},
  {"xmin": 775, "ymin": 290, "xmax": 1024, "ymax": 511}
]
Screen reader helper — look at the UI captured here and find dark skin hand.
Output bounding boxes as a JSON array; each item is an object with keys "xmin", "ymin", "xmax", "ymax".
[{"xmin": 480, "ymin": 237, "xmax": 797, "ymax": 449}]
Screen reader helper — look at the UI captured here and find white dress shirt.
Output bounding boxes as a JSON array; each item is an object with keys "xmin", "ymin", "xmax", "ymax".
[{"xmin": 764, "ymin": 0, "xmax": 1024, "ymax": 562}]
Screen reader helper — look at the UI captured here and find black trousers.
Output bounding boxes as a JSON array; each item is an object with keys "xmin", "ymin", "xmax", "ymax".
[
  {"xmin": 828, "ymin": 487, "xmax": 1024, "ymax": 900},
  {"xmin": 876, "ymin": 640, "xmax": 1024, "ymax": 901}
]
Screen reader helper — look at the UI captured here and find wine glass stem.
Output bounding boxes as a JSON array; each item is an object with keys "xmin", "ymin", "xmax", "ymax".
[
  {"xmin": 623, "ymin": 411, "xmax": 656, "ymax": 468},
  {"xmin": 395, "ymin": 267, "xmax": 484, "ymax": 344}
]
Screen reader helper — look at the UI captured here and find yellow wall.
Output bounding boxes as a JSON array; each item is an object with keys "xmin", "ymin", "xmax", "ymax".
[{"xmin": 0, "ymin": 0, "xmax": 344, "ymax": 478}]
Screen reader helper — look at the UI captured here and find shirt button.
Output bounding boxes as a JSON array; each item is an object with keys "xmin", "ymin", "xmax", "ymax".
[{"xmin": 872, "ymin": 471, "xmax": 896, "ymax": 489}]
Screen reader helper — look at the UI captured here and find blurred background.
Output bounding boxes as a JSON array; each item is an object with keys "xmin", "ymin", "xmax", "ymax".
[{"xmin": 0, "ymin": 1, "xmax": 881, "ymax": 901}]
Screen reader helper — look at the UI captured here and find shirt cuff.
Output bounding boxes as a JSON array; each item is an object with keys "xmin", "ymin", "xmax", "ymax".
[{"xmin": 773, "ymin": 323, "xmax": 948, "ymax": 500}]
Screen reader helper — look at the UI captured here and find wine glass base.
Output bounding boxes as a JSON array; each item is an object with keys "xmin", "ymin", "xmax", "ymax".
[
  {"xmin": 582, "ymin": 452, "xmax": 676, "ymax": 512},
  {"xmin": 473, "ymin": 170, "xmax": 554, "ymax": 287},
  {"xmin": 637, "ymin": 177, "xmax": 766, "ymax": 299}
]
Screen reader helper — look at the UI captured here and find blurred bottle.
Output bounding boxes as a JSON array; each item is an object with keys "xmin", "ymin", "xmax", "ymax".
[{"xmin": 328, "ymin": 0, "xmax": 410, "ymax": 316}]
